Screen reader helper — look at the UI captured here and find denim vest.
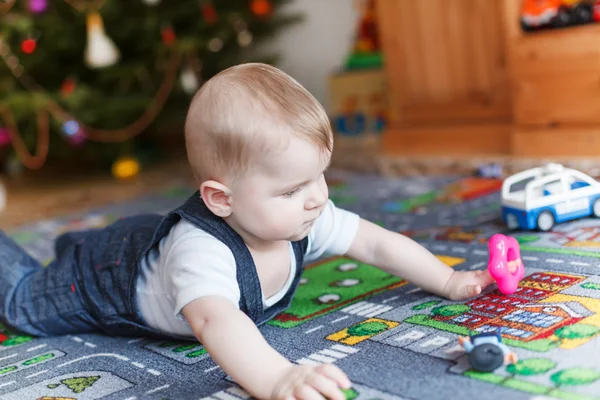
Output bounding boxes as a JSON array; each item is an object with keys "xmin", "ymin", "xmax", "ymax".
[{"xmin": 70, "ymin": 191, "xmax": 308, "ymax": 339}]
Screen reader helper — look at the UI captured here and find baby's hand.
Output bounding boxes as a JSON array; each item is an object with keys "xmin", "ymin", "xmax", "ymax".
[
  {"xmin": 271, "ymin": 364, "xmax": 352, "ymax": 400},
  {"xmin": 443, "ymin": 270, "xmax": 495, "ymax": 301}
]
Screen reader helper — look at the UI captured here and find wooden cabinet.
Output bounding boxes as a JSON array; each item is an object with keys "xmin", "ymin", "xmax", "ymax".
[
  {"xmin": 504, "ymin": 0, "xmax": 600, "ymax": 157},
  {"xmin": 379, "ymin": 0, "xmax": 600, "ymax": 158}
]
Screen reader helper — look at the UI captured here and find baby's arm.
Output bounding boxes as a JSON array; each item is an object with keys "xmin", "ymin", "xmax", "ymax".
[
  {"xmin": 183, "ymin": 296, "xmax": 351, "ymax": 400},
  {"xmin": 346, "ymin": 219, "xmax": 494, "ymax": 300}
]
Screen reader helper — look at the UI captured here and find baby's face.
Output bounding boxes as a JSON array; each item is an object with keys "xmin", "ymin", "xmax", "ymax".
[{"xmin": 230, "ymin": 136, "xmax": 330, "ymax": 243}]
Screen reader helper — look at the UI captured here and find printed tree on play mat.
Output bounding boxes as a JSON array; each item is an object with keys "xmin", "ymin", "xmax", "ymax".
[
  {"xmin": 504, "ymin": 358, "xmax": 556, "ymax": 384},
  {"xmin": 412, "ymin": 300, "xmax": 441, "ymax": 311},
  {"xmin": 431, "ymin": 304, "xmax": 471, "ymax": 317},
  {"xmin": 347, "ymin": 320, "xmax": 388, "ymax": 337},
  {"xmin": 548, "ymin": 368, "xmax": 600, "ymax": 396},
  {"xmin": 552, "ymin": 324, "xmax": 600, "ymax": 345},
  {"xmin": 331, "ymin": 320, "xmax": 391, "ymax": 343},
  {"xmin": 47, "ymin": 375, "xmax": 100, "ymax": 394}
]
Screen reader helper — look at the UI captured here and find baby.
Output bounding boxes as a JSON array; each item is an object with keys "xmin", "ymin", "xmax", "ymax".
[{"xmin": 0, "ymin": 63, "xmax": 494, "ymax": 400}]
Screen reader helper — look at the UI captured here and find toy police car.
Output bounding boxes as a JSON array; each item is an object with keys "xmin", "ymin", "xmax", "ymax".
[{"xmin": 502, "ymin": 163, "xmax": 600, "ymax": 231}]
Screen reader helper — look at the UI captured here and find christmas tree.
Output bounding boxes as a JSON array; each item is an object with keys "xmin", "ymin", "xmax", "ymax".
[{"xmin": 0, "ymin": 0, "xmax": 301, "ymax": 173}]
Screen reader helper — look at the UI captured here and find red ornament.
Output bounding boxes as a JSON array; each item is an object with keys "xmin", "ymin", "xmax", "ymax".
[
  {"xmin": 594, "ymin": 1, "xmax": 600, "ymax": 22},
  {"xmin": 250, "ymin": 0, "xmax": 272, "ymax": 18},
  {"xmin": 161, "ymin": 25, "xmax": 176, "ymax": 46},
  {"xmin": 60, "ymin": 78, "xmax": 76, "ymax": 97},
  {"xmin": 21, "ymin": 38, "xmax": 37, "ymax": 54},
  {"xmin": 201, "ymin": 1, "xmax": 218, "ymax": 24}
]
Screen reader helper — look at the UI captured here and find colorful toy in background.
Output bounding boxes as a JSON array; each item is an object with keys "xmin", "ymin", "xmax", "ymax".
[
  {"xmin": 477, "ymin": 163, "xmax": 503, "ymax": 179},
  {"xmin": 501, "ymin": 163, "xmax": 600, "ymax": 231},
  {"xmin": 329, "ymin": 70, "xmax": 389, "ymax": 137},
  {"xmin": 487, "ymin": 234, "xmax": 525, "ymax": 295},
  {"xmin": 520, "ymin": 0, "xmax": 597, "ymax": 32},
  {"xmin": 345, "ymin": 0, "xmax": 383, "ymax": 70},
  {"xmin": 354, "ymin": 0, "xmax": 379, "ymax": 53},
  {"xmin": 458, "ymin": 332, "xmax": 519, "ymax": 373},
  {"xmin": 334, "ymin": 96, "xmax": 366, "ymax": 136},
  {"xmin": 438, "ymin": 178, "xmax": 503, "ymax": 203},
  {"xmin": 382, "ymin": 177, "xmax": 503, "ymax": 214},
  {"xmin": 367, "ymin": 93, "xmax": 387, "ymax": 134},
  {"xmin": 333, "ymin": 94, "xmax": 388, "ymax": 136}
]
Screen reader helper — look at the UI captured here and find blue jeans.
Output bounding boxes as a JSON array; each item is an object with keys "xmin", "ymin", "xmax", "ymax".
[
  {"xmin": 0, "ymin": 230, "xmax": 100, "ymax": 336},
  {"xmin": 0, "ymin": 216, "xmax": 179, "ymax": 340}
]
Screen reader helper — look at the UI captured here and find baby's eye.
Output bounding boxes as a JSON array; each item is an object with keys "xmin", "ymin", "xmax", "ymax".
[{"xmin": 283, "ymin": 187, "xmax": 301, "ymax": 197}]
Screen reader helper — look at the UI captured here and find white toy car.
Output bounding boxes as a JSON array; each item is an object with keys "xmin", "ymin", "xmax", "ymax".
[{"xmin": 501, "ymin": 163, "xmax": 600, "ymax": 231}]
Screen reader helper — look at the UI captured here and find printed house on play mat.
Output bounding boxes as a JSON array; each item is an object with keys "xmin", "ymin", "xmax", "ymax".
[{"xmin": 433, "ymin": 272, "xmax": 590, "ymax": 342}]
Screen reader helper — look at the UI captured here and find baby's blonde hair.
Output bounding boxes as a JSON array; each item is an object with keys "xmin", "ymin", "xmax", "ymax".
[{"xmin": 184, "ymin": 63, "xmax": 333, "ymax": 185}]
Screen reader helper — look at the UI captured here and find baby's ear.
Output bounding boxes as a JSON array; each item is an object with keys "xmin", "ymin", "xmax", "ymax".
[{"xmin": 200, "ymin": 180, "xmax": 233, "ymax": 217}]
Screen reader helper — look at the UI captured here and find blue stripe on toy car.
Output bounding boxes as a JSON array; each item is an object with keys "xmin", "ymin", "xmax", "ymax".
[{"xmin": 503, "ymin": 194, "xmax": 600, "ymax": 230}]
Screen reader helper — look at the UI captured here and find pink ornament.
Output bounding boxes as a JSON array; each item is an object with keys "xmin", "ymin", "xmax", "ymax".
[
  {"xmin": 28, "ymin": 0, "xmax": 48, "ymax": 14},
  {"xmin": 0, "ymin": 128, "xmax": 10, "ymax": 147},
  {"xmin": 68, "ymin": 129, "xmax": 87, "ymax": 146},
  {"xmin": 487, "ymin": 234, "xmax": 525, "ymax": 295}
]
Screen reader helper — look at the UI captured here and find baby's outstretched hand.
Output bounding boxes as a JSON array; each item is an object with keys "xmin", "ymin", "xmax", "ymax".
[
  {"xmin": 271, "ymin": 364, "xmax": 351, "ymax": 400},
  {"xmin": 443, "ymin": 269, "xmax": 495, "ymax": 301}
]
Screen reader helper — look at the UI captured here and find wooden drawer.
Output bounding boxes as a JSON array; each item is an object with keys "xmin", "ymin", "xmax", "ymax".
[
  {"xmin": 512, "ymin": 126, "xmax": 600, "ymax": 157},
  {"xmin": 510, "ymin": 25, "xmax": 600, "ymax": 126}
]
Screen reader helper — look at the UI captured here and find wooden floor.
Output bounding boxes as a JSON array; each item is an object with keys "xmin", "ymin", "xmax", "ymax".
[
  {"xmin": 1, "ymin": 158, "xmax": 195, "ymax": 230},
  {"xmin": 0, "ymin": 141, "xmax": 378, "ymax": 231}
]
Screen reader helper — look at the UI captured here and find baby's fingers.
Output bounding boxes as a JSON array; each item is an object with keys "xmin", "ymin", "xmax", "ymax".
[
  {"xmin": 475, "ymin": 270, "xmax": 495, "ymax": 287},
  {"xmin": 295, "ymin": 384, "xmax": 325, "ymax": 400},
  {"xmin": 453, "ymin": 283, "xmax": 481, "ymax": 300},
  {"xmin": 316, "ymin": 364, "xmax": 351, "ymax": 389},
  {"xmin": 469, "ymin": 284, "xmax": 482, "ymax": 297},
  {"xmin": 308, "ymin": 373, "xmax": 345, "ymax": 400}
]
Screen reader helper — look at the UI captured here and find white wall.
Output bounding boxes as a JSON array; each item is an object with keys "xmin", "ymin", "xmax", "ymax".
[{"xmin": 263, "ymin": 0, "xmax": 358, "ymax": 112}]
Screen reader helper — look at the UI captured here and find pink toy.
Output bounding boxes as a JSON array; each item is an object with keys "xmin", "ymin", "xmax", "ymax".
[{"xmin": 487, "ymin": 234, "xmax": 525, "ymax": 295}]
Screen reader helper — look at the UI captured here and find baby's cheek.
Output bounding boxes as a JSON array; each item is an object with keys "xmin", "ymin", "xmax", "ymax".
[
  {"xmin": 270, "ymin": 218, "xmax": 293, "ymax": 233},
  {"xmin": 268, "ymin": 214, "xmax": 297, "ymax": 234}
]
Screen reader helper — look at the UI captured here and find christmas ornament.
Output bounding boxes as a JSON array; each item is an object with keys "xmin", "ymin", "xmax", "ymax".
[
  {"xmin": 141, "ymin": 0, "xmax": 161, "ymax": 5},
  {"xmin": 0, "ymin": 127, "xmax": 10, "ymax": 147},
  {"xmin": 61, "ymin": 120, "xmax": 86, "ymax": 145},
  {"xmin": 201, "ymin": 1, "xmax": 218, "ymax": 24},
  {"xmin": 60, "ymin": 77, "xmax": 76, "ymax": 97},
  {"xmin": 62, "ymin": 120, "xmax": 79, "ymax": 136},
  {"xmin": 21, "ymin": 38, "xmax": 37, "ymax": 54},
  {"xmin": 84, "ymin": 12, "xmax": 120, "ymax": 68},
  {"xmin": 28, "ymin": 0, "xmax": 47, "ymax": 14},
  {"xmin": 251, "ymin": 0, "xmax": 272, "ymax": 18},
  {"xmin": 208, "ymin": 37, "xmax": 223, "ymax": 52},
  {"xmin": 161, "ymin": 25, "xmax": 176, "ymax": 46},
  {"xmin": 68, "ymin": 129, "xmax": 86, "ymax": 145},
  {"xmin": 112, "ymin": 156, "xmax": 140, "ymax": 180},
  {"xmin": 180, "ymin": 67, "xmax": 199, "ymax": 95},
  {"xmin": 229, "ymin": 13, "xmax": 247, "ymax": 32},
  {"xmin": 237, "ymin": 30, "xmax": 253, "ymax": 47}
]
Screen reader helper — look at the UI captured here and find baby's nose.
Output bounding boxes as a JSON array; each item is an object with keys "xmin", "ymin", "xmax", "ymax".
[{"xmin": 306, "ymin": 185, "xmax": 327, "ymax": 210}]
